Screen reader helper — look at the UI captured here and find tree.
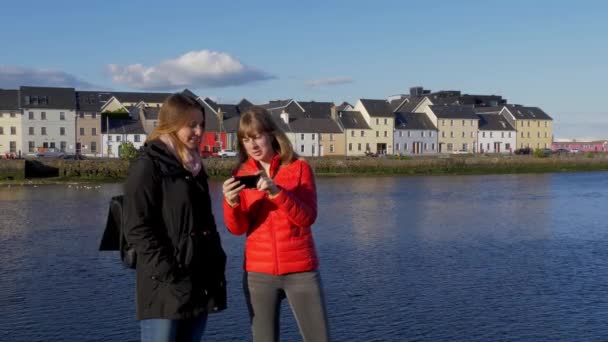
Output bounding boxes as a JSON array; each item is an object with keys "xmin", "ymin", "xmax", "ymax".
[{"xmin": 119, "ymin": 141, "xmax": 138, "ymax": 160}]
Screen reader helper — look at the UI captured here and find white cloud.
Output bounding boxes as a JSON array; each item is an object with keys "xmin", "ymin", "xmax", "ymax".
[
  {"xmin": 107, "ymin": 50, "xmax": 276, "ymax": 90},
  {"xmin": 305, "ymin": 77, "xmax": 354, "ymax": 88},
  {"xmin": 0, "ymin": 66, "xmax": 95, "ymax": 89}
]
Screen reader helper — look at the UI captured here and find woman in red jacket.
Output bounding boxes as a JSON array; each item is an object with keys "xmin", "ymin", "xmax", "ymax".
[{"xmin": 223, "ymin": 106, "xmax": 329, "ymax": 342}]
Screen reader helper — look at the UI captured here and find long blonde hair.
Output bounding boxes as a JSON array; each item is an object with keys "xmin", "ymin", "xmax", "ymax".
[
  {"xmin": 147, "ymin": 93, "xmax": 205, "ymax": 165},
  {"xmin": 236, "ymin": 106, "xmax": 296, "ymax": 166}
]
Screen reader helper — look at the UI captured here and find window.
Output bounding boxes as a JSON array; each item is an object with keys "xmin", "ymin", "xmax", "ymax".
[
  {"xmin": 312, "ymin": 145, "xmax": 315, "ymax": 154},
  {"xmin": 537, "ymin": 121, "xmax": 540, "ymax": 127},
  {"xmin": 11, "ymin": 126, "xmax": 16, "ymax": 135},
  {"xmin": 471, "ymin": 132, "xmax": 474, "ymax": 138},
  {"xmin": 301, "ymin": 134, "xmax": 304, "ymax": 140},
  {"xmin": 376, "ymin": 131, "xmax": 379, "ymax": 137},
  {"xmin": 41, "ymin": 127, "xmax": 47, "ymax": 135},
  {"xmin": 28, "ymin": 112, "xmax": 34, "ymax": 120},
  {"xmin": 311, "ymin": 134, "xmax": 315, "ymax": 140},
  {"xmin": 60, "ymin": 127, "xmax": 65, "ymax": 136},
  {"xmin": 462, "ymin": 132, "xmax": 465, "ymax": 138},
  {"xmin": 527, "ymin": 121, "xmax": 530, "ymax": 127},
  {"xmin": 527, "ymin": 132, "xmax": 530, "ymax": 138},
  {"xmin": 430, "ymin": 131, "xmax": 433, "ymax": 137},
  {"xmin": 537, "ymin": 132, "xmax": 540, "ymax": 138},
  {"xmin": 442, "ymin": 120, "xmax": 446, "ymax": 126},
  {"xmin": 60, "ymin": 141, "xmax": 66, "ymax": 151},
  {"xmin": 329, "ymin": 134, "xmax": 333, "ymax": 141},
  {"xmin": 384, "ymin": 119, "xmax": 388, "ymax": 125},
  {"xmin": 431, "ymin": 143, "xmax": 435, "ymax": 150},
  {"xmin": 450, "ymin": 120, "xmax": 453, "ymax": 126},
  {"xmin": 396, "ymin": 143, "xmax": 400, "ymax": 151},
  {"xmin": 471, "ymin": 120, "xmax": 474, "ymax": 126},
  {"xmin": 1, "ymin": 126, "xmax": 6, "ymax": 135},
  {"xmin": 10, "ymin": 112, "xmax": 16, "ymax": 118},
  {"xmin": 463, "ymin": 143, "xmax": 468, "ymax": 151},
  {"xmin": 508, "ymin": 132, "xmax": 512, "ymax": 138},
  {"xmin": 545, "ymin": 121, "xmax": 548, "ymax": 127},
  {"xmin": 92, "ymin": 128, "xmax": 97, "ymax": 136},
  {"xmin": 421, "ymin": 131, "xmax": 425, "ymax": 137},
  {"xmin": 442, "ymin": 132, "xmax": 445, "ymax": 138},
  {"xmin": 376, "ymin": 118, "xmax": 379, "ymax": 125},
  {"xmin": 447, "ymin": 143, "xmax": 453, "ymax": 151},
  {"xmin": 28, "ymin": 141, "xmax": 35, "ymax": 153},
  {"xmin": 462, "ymin": 120, "xmax": 465, "ymax": 126},
  {"xmin": 408, "ymin": 131, "xmax": 411, "ymax": 137},
  {"xmin": 300, "ymin": 145, "xmax": 304, "ymax": 153},
  {"xmin": 480, "ymin": 143, "xmax": 484, "ymax": 151},
  {"xmin": 80, "ymin": 128, "xmax": 85, "ymax": 136},
  {"xmin": 501, "ymin": 132, "xmax": 504, "ymax": 138},
  {"xmin": 357, "ymin": 143, "xmax": 361, "ymax": 151},
  {"xmin": 490, "ymin": 132, "xmax": 493, "ymax": 138},
  {"xmin": 41, "ymin": 112, "xmax": 46, "ymax": 120},
  {"xmin": 348, "ymin": 143, "xmax": 352, "ymax": 151},
  {"xmin": 50, "ymin": 142, "xmax": 55, "ymax": 149},
  {"xmin": 450, "ymin": 132, "xmax": 454, "ymax": 138},
  {"xmin": 384, "ymin": 131, "xmax": 387, "ymax": 137},
  {"xmin": 361, "ymin": 131, "xmax": 365, "ymax": 137},
  {"xmin": 134, "ymin": 135, "xmax": 141, "ymax": 142},
  {"xmin": 330, "ymin": 144, "xmax": 334, "ymax": 153},
  {"xmin": 404, "ymin": 143, "xmax": 408, "ymax": 151},
  {"xmin": 506, "ymin": 143, "xmax": 510, "ymax": 150},
  {"xmin": 92, "ymin": 112, "xmax": 97, "ymax": 119},
  {"xmin": 351, "ymin": 131, "xmax": 354, "ymax": 137},
  {"xmin": 60, "ymin": 112, "xmax": 65, "ymax": 120},
  {"xmin": 521, "ymin": 132, "xmax": 524, "ymax": 138},
  {"xmin": 91, "ymin": 141, "xmax": 97, "ymax": 152},
  {"xmin": 108, "ymin": 136, "xmax": 112, "ymax": 142},
  {"xmin": 116, "ymin": 135, "xmax": 122, "ymax": 142},
  {"xmin": 487, "ymin": 143, "xmax": 490, "ymax": 151},
  {"xmin": 10, "ymin": 141, "xmax": 16, "ymax": 153},
  {"xmin": 29, "ymin": 127, "xmax": 34, "ymax": 135},
  {"xmin": 25, "ymin": 96, "xmax": 30, "ymax": 105},
  {"xmin": 424, "ymin": 143, "xmax": 428, "ymax": 150},
  {"xmin": 399, "ymin": 131, "xmax": 403, "ymax": 137},
  {"xmin": 545, "ymin": 132, "xmax": 548, "ymax": 138},
  {"xmin": 79, "ymin": 112, "xmax": 84, "ymax": 119},
  {"xmin": 366, "ymin": 143, "xmax": 370, "ymax": 151}
]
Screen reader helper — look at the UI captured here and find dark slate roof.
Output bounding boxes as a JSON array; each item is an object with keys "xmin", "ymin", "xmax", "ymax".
[
  {"xmin": 237, "ymin": 99, "xmax": 254, "ymax": 112},
  {"xmin": 477, "ymin": 114, "xmax": 516, "ymax": 131},
  {"xmin": 111, "ymin": 91, "xmax": 170, "ymax": 104},
  {"xmin": 20, "ymin": 86, "xmax": 76, "ymax": 109},
  {"xmin": 288, "ymin": 118, "xmax": 343, "ymax": 134},
  {"xmin": 394, "ymin": 96, "xmax": 424, "ymax": 113},
  {"xmin": 128, "ymin": 106, "xmax": 140, "ymax": 119},
  {"xmin": 0, "ymin": 90, "xmax": 19, "ymax": 110},
  {"xmin": 204, "ymin": 97, "xmax": 218, "ymax": 110},
  {"xmin": 360, "ymin": 99, "xmax": 393, "ymax": 117},
  {"xmin": 461, "ymin": 94, "xmax": 506, "ymax": 106},
  {"xmin": 142, "ymin": 107, "xmax": 159, "ymax": 120},
  {"xmin": 428, "ymin": 105, "xmax": 479, "ymax": 119},
  {"xmin": 503, "ymin": 105, "xmax": 552, "ymax": 120},
  {"xmin": 217, "ymin": 104, "xmax": 240, "ymax": 119},
  {"xmin": 297, "ymin": 101, "xmax": 334, "ymax": 118},
  {"xmin": 205, "ymin": 111, "xmax": 221, "ymax": 131},
  {"xmin": 473, "ymin": 106, "xmax": 504, "ymax": 114},
  {"xmin": 389, "ymin": 98, "xmax": 405, "ymax": 111},
  {"xmin": 102, "ymin": 119, "xmax": 146, "ymax": 135},
  {"xmin": 261, "ymin": 99, "xmax": 291, "ymax": 110},
  {"xmin": 336, "ymin": 101, "xmax": 352, "ymax": 111},
  {"xmin": 394, "ymin": 112, "xmax": 437, "ymax": 130},
  {"xmin": 337, "ymin": 111, "xmax": 371, "ymax": 130},
  {"xmin": 223, "ymin": 116, "xmax": 241, "ymax": 133},
  {"xmin": 76, "ymin": 91, "xmax": 104, "ymax": 111}
]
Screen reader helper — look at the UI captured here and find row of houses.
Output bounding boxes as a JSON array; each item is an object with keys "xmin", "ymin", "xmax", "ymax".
[{"xmin": 0, "ymin": 86, "xmax": 555, "ymax": 157}]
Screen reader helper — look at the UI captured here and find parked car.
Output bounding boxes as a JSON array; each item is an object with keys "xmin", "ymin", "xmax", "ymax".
[
  {"xmin": 36, "ymin": 148, "xmax": 65, "ymax": 158},
  {"xmin": 555, "ymin": 148, "xmax": 570, "ymax": 155},
  {"xmin": 514, "ymin": 147, "xmax": 532, "ymax": 155},
  {"xmin": 541, "ymin": 148, "xmax": 553, "ymax": 156},
  {"xmin": 217, "ymin": 149, "xmax": 238, "ymax": 158}
]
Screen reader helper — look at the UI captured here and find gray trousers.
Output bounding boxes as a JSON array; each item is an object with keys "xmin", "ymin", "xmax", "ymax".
[{"xmin": 243, "ymin": 271, "xmax": 330, "ymax": 342}]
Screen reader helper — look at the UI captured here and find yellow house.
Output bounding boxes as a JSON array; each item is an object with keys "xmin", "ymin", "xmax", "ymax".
[
  {"xmin": 500, "ymin": 106, "xmax": 553, "ymax": 149},
  {"xmin": 337, "ymin": 111, "xmax": 373, "ymax": 156},
  {"xmin": 423, "ymin": 105, "xmax": 479, "ymax": 153},
  {"xmin": 354, "ymin": 99, "xmax": 394, "ymax": 154}
]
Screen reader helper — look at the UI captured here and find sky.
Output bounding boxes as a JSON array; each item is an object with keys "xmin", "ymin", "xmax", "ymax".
[{"xmin": 0, "ymin": 0, "xmax": 606, "ymax": 139}]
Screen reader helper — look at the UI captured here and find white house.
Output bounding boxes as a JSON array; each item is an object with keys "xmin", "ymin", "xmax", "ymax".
[
  {"xmin": 477, "ymin": 114, "xmax": 516, "ymax": 153},
  {"xmin": 102, "ymin": 119, "xmax": 146, "ymax": 158},
  {"xmin": 0, "ymin": 90, "xmax": 22, "ymax": 156}
]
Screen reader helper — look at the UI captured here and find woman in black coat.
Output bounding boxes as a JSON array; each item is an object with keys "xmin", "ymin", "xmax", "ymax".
[{"xmin": 123, "ymin": 93, "xmax": 226, "ymax": 342}]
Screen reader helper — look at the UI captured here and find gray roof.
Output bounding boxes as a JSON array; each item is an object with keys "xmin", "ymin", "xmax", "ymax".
[
  {"xmin": 142, "ymin": 107, "xmax": 159, "ymax": 120},
  {"xmin": 473, "ymin": 106, "xmax": 504, "ymax": 114},
  {"xmin": 270, "ymin": 112, "xmax": 292, "ymax": 133},
  {"xmin": 237, "ymin": 99, "xmax": 254, "ymax": 112},
  {"xmin": 0, "ymin": 90, "xmax": 19, "ymax": 110},
  {"xmin": 76, "ymin": 91, "xmax": 104, "ymax": 112},
  {"xmin": 395, "ymin": 112, "xmax": 437, "ymax": 130},
  {"xmin": 217, "ymin": 104, "xmax": 240, "ymax": 119},
  {"xmin": 337, "ymin": 111, "xmax": 371, "ymax": 130},
  {"xmin": 428, "ymin": 105, "xmax": 479, "ymax": 119},
  {"xmin": 503, "ymin": 105, "xmax": 552, "ymax": 120},
  {"xmin": 477, "ymin": 114, "xmax": 515, "ymax": 131},
  {"xmin": 336, "ymin": 102, "xmax": 352, "ymax": 111},
  {"xmin": 223, "ymin": 116, "xmax": 241, "ymax": 133},
  {"xmin": 297, "ymin": 101, "xmax": 334, "ymax": 118},
  {"xmin": 394, "ymin": 96, "xmax": 424, "ymax": 113},
  {"xmin": 102, "ymin": 119, "xmax": 146, "ymax": 135},
  {"xmin": 261, "ymin": 99, "xmax": 291, "ymax": 110},
  {"xmin": 360, "ymin": 99, "xmax": 393, "ymax": 117},
  {"xmin": 288, "ymin": 118, "xmax": 343, "ymax": 134},
  {"xmin": 20, "ymin": 86, "xmax": 76, "ymax": 109}
]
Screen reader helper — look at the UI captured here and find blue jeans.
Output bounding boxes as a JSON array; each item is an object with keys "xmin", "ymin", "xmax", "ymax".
[{"xmin": 140, "ymin": 314, "xmax": 208, "ymax": 342}]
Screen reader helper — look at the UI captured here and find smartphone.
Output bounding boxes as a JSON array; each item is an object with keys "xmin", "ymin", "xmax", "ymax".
[{"xmin": 234, "ymin": 174, "xmax": 260, "ymax": 189}]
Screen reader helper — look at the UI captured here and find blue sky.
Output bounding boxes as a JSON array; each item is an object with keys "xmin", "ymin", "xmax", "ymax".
[{"xmin": 1, "ymin": 0, "xmax": 606, "ymax": 138}]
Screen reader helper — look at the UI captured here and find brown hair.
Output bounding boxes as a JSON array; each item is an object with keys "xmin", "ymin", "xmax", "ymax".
[
  {"xmin": 236, "ymin": 106, "xmax": 296, "ymax": 165},
  {"xmin": 146, "ymin": 93, "xmax": 205, "ymax": 165}
]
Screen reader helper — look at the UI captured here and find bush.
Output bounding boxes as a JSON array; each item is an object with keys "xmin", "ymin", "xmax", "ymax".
[{"xmin": 119, "ymin": 142, "xmax": 138, "ymax": 161}]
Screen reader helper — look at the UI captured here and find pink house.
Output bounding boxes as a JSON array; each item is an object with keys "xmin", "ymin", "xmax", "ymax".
[{"xmin": 552, "ymin": 140, "xmax": 608, "ymax": 152}]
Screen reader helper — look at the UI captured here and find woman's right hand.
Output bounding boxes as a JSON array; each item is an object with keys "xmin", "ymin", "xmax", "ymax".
[{"xmin": 223, "ymin": 177, "xmax": 245, "ymax": 207}]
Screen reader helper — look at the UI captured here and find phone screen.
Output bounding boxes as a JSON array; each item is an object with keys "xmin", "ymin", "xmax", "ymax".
[{"xmin": 234, "ymin": 174, "xmax": 260, "ymax": 189}]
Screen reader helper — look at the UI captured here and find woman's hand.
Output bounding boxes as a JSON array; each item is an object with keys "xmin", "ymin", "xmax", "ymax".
[
  {"xmin": 257, "ymin": 173, "xmax": 280, "ymax": 197},
  {"xmin": 223, "ymin": 177, "xmax": 245, "ymax": 207}
]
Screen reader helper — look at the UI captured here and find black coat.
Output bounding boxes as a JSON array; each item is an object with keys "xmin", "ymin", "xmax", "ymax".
[{"xmin": 123, "ymin": 140, "xmax": 226, "ymax": 320}]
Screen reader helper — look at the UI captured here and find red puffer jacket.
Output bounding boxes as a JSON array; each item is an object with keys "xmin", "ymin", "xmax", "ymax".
[{"xmin": 223, "ymin": 155, "xmax": 319, "ymax": 275}]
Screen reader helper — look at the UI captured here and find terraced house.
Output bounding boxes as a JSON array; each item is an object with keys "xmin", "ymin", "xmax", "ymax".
[
  {"xmin": 499, "ymin": 105, "xmax": 553, "ymax": 149},
  {"xmin": 337, "ymin": 110, "xmax": 373, "ymax": 156},
  {"xmin": 75, "ymin": 91, "xmax": 102, "ymax": 156},
  {"xmin": 393, "ymin": 112, "xmax": 438, "ymax": 154},
  {"xmin": 423, "ymin": 105, "xmax": 479, "ymax": 153},
  {"xmin": 354, "ymin": 99, "xmax": 394, "ymax": 154},
  {"xmin": 476, "ymin": 113, "xmax": 516, "ymax": 153},
  {"xmin": 20, "ymin": 86, "xmax": 77, "ymax": 155},
  {"xmin": 0, "ymin": 90, "xmax": 21, "ymax": 156}
]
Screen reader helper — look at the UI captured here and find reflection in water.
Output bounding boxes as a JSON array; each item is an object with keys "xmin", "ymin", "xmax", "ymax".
[{"xmin": 2, "ymin": 172, "xmax": 608, "ymax": 341}]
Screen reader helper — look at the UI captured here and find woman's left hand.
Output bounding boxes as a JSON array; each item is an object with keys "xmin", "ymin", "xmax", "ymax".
[{"xmin": 257, "ymin": 174, "xmax": 280, "ymax": 197}]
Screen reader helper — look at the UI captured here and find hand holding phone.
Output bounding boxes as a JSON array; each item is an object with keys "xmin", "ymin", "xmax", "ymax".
[{"xmin": 233, "ymin": 174, "xmax": 261, "ymax": 189}]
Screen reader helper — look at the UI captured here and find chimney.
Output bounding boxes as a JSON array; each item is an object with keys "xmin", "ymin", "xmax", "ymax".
[
  {"xmin": 330, "ymin": 105, "xmax": 337, "ymax": 120},
  {"xmin": 280, "ymin": 109, "xmax": 289, "ymax": 124}
]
